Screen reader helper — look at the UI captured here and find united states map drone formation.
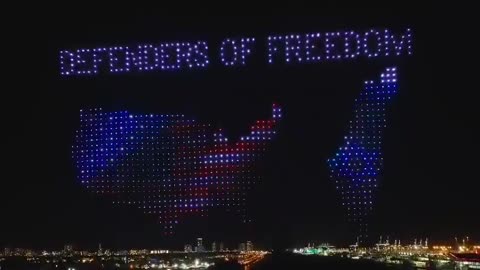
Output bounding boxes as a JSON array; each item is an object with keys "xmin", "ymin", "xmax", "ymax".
[{"xmin": 73, "ymin": 104, "xmax": 282, "ymax": 234}]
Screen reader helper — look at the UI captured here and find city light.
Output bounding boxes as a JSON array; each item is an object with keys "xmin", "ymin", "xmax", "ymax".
[{"xmin": 293, "ymin": 238, "xmax": 480, "ymax": 269}]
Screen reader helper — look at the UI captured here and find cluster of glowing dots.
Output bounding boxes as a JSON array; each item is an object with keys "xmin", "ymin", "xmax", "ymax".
[
  {"xmin": 268, "ymin": 28, "xmax": 412, "ymax": 64},
  {"xmin": 327, "ymin": 67, "xmax": 398, "ymax": 241},
  {"xmin": 60, "ymin": 28, "xmax": 412, "ymax": 74},
  {"xmin": 60, "ymin": 41, "xmax": 209, "ymax": 75},
  {"xmin": 72, "ymin": 105, "xmax": 281, "ymax": 234},
  {"xmin": 220, "ymin": 37, "xmax": 255, "ymax": 66}
]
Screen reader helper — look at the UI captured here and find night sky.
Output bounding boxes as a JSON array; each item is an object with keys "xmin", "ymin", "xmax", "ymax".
[{"xmin": 1, "ymin": 10, "xmax": 478, "ymax": 250}]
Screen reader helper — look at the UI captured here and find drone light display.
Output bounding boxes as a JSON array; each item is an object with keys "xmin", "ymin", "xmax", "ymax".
[
  {"xmin": 327, "ymin": 67, "xmax": 398, "ymax": 242},
  {"xmin": 60, "ymin": 28, "xmax": 411, "ymax": 75},
  {"xmin": 72, "ymin": 104, "xmax": 282, "ymax": 234},
  {"xmin": 62, "ymin": 23, "xmax": 412, "ymax": 242}
]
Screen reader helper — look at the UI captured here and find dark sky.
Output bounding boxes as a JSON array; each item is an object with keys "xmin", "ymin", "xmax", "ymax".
[{"xmin": 1, "ymin": 10, "xmax": 478, "ymax": 250}]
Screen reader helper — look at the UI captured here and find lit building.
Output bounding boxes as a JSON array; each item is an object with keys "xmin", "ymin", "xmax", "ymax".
[
  {"xmin": 184, "ymin": 244, "xmax": 192, "ymax": 253},
  {"xmin": 150, "ymin": 250, "xmax": 169, "ymax": 254},
  {"xmin": 14, "ymin": 248, "xmax": 25, "ymax": 256},
  {"xmin": 97, "ymin": 243, "xmax": 103, "ymax": 256},
  {"xmin": 219, "ymin": 242, "xmax": 224, "ymax": 252},
  {"xmin": 129, "ymin": 249, "xmax": 148, "ymax": 255},
  {"xmin": 25, "ymin": 249, "xmax": 33, "ymax": 257},
  {"xmin": 64, "ymin": 244, "xmax": 73, "ymax": 254},
  {"xmin": 72, "ymin": 105, "xmax": 282, "ymax": 234},
  {"xmin": 246, "ymin": 241, "xmax": 253, "ymax": 252},
  {"xmin": 114, "ymin": 250, "xmax": 128, "ymax": 256},
  {"xmin": 196, "ymin": 238, "xmax": 205, "ymax": 252},
  {"xmin": 327, "ymin": 67, "xmax": 399, "ymax": 243},
  {"xmin": 4, "ymin": 248, "xmax": 11, "ymax": 257},
  {"xmin": 211, "ymin": 242, "xmax": 217, "ymax": 252},
  {"xmin": 450, "ymin": 253, "xmax": 480, "ymax": 268},
  {"xmin": 239, "ymin": 243, "xmax": 246, "ymax": 252}
]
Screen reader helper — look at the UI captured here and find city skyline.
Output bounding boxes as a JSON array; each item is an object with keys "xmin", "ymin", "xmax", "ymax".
[{"xmin": 2, "ymin": 235, "xmax": 479, "ymax": 253}]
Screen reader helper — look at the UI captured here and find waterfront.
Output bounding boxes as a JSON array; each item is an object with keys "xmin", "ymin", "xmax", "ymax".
[
  {"xmin": 3, "ymin": 251, "xmax": 479, "ymax": 270},
  {"xmin": 0, "ymin": 254, "xmax": 406, "ymax": 270},
  {"xmin": 247, "ymin": 253, "xmax": 479, "ymax": 270},
  {"xmin": 250, "ymin": 253, "xmax": 405, "ymax": 269},
  {"xmin": 0, "ymin": 251, "xmax": 267, "ymax": 270}
]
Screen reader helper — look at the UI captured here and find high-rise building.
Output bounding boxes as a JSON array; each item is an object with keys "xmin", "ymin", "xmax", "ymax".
[
  {"xmin": 219, "ymin": 242, "xmax": 224, "ymax": 252},
  {"xmin": 64, "ymin": 244, "xmax": 73, "ymax": 255},
  {"xmin": 72, "ymin": 105, "xmax": 282, "ymax": 234},
  {"xmin": 4, "ymin": 248, "xmax": 11, "ymax": 257},
  {"xmin": 327, "ymin": 67, "xmax": 399, "ymax": 243},
  {"xmin": 246, "ymin": 241, "xmax": 253, "ymax": 252},
  {"xmin": 211, "ymin": 242, "xmax": 217, "ymax": 252},
  {"xmin": 196, "ymin": 238, "xmax": 205, "ymax": 252},
  {"xmin": 239, "ymin": 243, "xmax": 246, "ymax": 252},
  {"xmin": 14, "ymin": 248, "xmax": 25, "ymax": 256},
  {"xmin": 184, "ymin": 244, "xmax": 192, "ymax": 253},
  {"xmin": 97, "ymin": 243, "xmax": 103, "ymax": 256}
]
